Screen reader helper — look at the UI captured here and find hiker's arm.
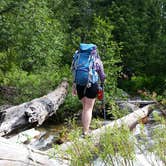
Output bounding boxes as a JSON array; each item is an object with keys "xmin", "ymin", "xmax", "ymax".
[{"xmin": 95, "ymin": 59, "xmax": 106, "ymax": 83}]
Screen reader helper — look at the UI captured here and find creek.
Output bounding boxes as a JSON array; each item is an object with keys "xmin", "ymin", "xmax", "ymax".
[
  {"xmin": 93, "ymin": 109, "xmax": 165, "ymax": 166},
  {"xmin": 7, "ymin": 106, "xmax": 165, "ymax": 166}
]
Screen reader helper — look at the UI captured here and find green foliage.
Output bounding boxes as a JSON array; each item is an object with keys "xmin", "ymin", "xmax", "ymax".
[
  {"xmin": 90, "ymin": 118, "xmax": 103, "ymax": 130},
  {"xmin": 108, "ymin": 0, "xmax": 166, "ymax": 74},
  {"xmin": 0, "ymin": 0, "xmax": 166, "ymax": 113},
  {"xmin": 55, "ymin": 88, "xmax": 82, "ymax": 123},
  {"xmin": 119, "ymin": 75, "xmax": 166, "ymax": 95},
  {"xmin": 51, "ymin": 124, "xmax": 135, "ymax": 165},
  {"xmin": 1, "ymin": 64, "xmax": 69, "ymax": 104},
  {"xmin": 0, "ymin": 0, "xmax": 69, "ymax": 104},
  {"xmin": 1, "ymin": 0, "xmax": 64, "ymax": 71},
  {"xmin": 99, "ymin": 125, "xmax": 135, "ymax": 165},
  {"xmin": 66, "ymin": 132, "xmax": 98, "ymax": 165},
  {"xmin": 136, "ymin": 111, "xmax": 166, "ymax": 164},
  {"xmin": 90, "ymin": 16, "xmax": 122, "ymax": 91},
  {"xmin": 151, "ymin": 126, "xmax": 166, "ymax": 163},
  {"xmin": 107, "ymin": 0, "xmax": 166, "ymax": 95}
]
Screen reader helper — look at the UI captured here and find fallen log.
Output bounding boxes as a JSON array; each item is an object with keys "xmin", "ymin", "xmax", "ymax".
[
  {"xmin": 0, "ymin": 105, "xmax": 154, "ymax": 165},
  {"xmin": 0, "ymin": 80, "xmax": 68, "ymax": 137},
  {"xmin": 50, "ymin": 104, "xmax": 154, "ymax": 154},
  {"xmin": 0, "ymin": 137, "xmax": 68, "ymax": 166},
  {"xmin": 92, "ymin": 104, "xmax": 154, "ymax": 136},
  {"xmin": 116, "ymin": 100, "xmax": 156, "ymax": 105},
  {"xmin": 54, "ymin": 104, "xmax": 160, "ymax": 165},
  {"xmin": 117, "ymin": 102, "xmax": 139, "ymax": 112}
]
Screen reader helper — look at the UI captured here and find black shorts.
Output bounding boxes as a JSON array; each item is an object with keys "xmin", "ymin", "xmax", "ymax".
[{"xmin": 76, "ymin": 83, "xmax": 98, "ymax": 100}]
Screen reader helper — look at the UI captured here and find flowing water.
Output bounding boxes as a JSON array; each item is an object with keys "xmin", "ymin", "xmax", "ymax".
[{"xmin": 8, "ymin": 121, "xmax": 65, "ymax": 150}]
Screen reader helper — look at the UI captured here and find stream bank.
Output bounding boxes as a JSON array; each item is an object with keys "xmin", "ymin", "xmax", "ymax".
[{"xmin": 1, "ymin": 98, "xmax": 165, "ymax": 166}]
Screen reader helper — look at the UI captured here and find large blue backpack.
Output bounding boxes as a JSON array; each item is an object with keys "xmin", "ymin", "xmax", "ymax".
[{"xmin": 72, "ymin": 43, "xmax": 99, "ymax": 86}]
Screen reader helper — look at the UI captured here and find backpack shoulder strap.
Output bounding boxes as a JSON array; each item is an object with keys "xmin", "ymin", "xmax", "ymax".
[{"xmin": 71, "ymin": 50, "xmax": 79, "ymax": 71}]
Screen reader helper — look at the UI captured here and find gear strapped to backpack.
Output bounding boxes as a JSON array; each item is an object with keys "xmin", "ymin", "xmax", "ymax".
[{"xmin": 72, "ymin": 43, "xmax": 99, "ymax": 86}]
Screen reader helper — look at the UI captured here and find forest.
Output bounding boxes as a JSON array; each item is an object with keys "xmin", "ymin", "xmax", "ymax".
[
  {"xmin": 0, "ymin": 0, "xmax": 166, "ymax": 165},
  {"xmin": 0, "ymin": 0, "xmax": 166, "ymax": 109}
]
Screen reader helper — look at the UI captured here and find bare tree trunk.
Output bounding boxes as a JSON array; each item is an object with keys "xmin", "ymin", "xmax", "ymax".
[
  {"xmin": 0, "ymin": 81, "xmax": 69, "ymax": 137},
  {"xmin": 116, "ymin": 100, "xmax": 156, "ymax": 105}
]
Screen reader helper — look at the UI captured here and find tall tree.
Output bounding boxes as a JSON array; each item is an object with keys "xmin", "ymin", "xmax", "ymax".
[
  {"xmin": 107, "ymin": 0, "xmax": 166, "ymax": 76},
  {"xmin": 0, "ymin": 0, "xmax": 68, "ymax": 104}
]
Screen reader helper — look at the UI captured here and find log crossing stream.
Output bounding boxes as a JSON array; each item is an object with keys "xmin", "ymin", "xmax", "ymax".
[{"xmin": 0, "ymin": 99, "xmax": 165, "ymax": 166}]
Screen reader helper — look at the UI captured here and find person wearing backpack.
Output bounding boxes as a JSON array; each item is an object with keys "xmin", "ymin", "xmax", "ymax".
[{"xmin": 71, "ymin": 43, "xmax": 105, "ymax": 136}]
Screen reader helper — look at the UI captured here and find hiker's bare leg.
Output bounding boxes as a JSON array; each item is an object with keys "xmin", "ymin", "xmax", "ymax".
[{"xmin": 81, "ymin": 97, "xmax": 96, "ymax": 133}]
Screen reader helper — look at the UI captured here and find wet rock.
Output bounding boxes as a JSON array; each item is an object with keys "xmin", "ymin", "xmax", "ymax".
[
  {"xmin": 8, "ymin": 128, "xmax": 41, "ymax": 144},
  {"xmin": 30, "ymin": 132, "xmax": 60, "ymax": 150}
]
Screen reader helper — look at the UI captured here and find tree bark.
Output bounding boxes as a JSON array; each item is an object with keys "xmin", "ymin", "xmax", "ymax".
[
  {"xmin": 92, "ymin": 104, "xmax": 153, "ymax": 136},
  {"xmin": 0, "ymin": 137, "xmax": 68, "ymax": 166},
  {"xmin": 0, "ymin": 81, "xmax": 69, "ymax": 137}
]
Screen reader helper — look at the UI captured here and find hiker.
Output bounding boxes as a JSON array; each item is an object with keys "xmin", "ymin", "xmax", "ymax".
[{"xmin": 71, "ymin": 43, "xmax": 105, "ymax": 135}]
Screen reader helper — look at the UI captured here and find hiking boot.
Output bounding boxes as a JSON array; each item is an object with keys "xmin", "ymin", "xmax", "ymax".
[{"xmin": 81, "ymin": 130, "xmax": 92, "ymax": 138}]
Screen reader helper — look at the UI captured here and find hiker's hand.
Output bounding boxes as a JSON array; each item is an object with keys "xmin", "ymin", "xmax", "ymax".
[
  {"xmin": 100, "ymin": 82, "xmax": 104, "ymax": 88},
  {"xmin": 72, "ymin": 83, "xmax": 77, "ymax": 96}
]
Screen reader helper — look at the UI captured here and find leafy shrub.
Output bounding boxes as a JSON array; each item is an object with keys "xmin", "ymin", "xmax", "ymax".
[{"xmin": 119, "ymin": 75, "xmax": 166, "ymax": 96}]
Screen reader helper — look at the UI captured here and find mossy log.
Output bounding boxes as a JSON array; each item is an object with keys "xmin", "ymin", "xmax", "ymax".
[{"xmin": 0, "ymin": 81, "xmax": 69, "ymax": 137}]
